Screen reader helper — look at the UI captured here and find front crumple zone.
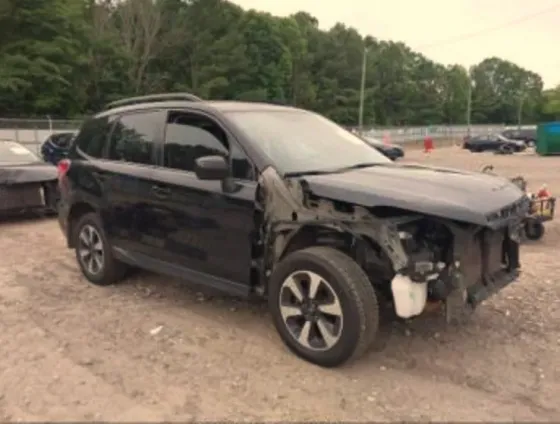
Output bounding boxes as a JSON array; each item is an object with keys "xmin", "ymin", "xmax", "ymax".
[
  {"xmin": 257, "ymin": 166, "xmax": 412, "ymax": 279},
  {"xmin": 257, "ymin": 166, "xmax": 524, "ymax": 323}
]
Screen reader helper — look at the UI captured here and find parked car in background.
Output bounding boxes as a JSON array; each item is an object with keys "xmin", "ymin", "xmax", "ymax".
[
  {"xmin": 501, "ymin": 128, "xmax": 537, "ymax": 146},
  {"xmin": 362, "ymin": 136, "xmax": 404, "ymax": 161},
  {"xmin": 58, "ymin": 93, "xmax": 528, "ymax": 368},
  {"xmin": 462, "ymin": 134, "xmax": 526, "ymax": 153},
  {"xmin": 41, "ymin": 131, "xmax": 75, "ymax": 165},
  {"xmin": 0, "ymin": 141, "xmax": 59, "ymax": 215}
]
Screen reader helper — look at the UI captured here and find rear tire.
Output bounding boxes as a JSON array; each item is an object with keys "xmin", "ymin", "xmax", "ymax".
[
  {"xmin": 72, "ymin": 212, "xmax": 127, "ymax": 286},
  {"xmin": 268, "ymin": 246, "xmax": 379, "ymax": 368}
]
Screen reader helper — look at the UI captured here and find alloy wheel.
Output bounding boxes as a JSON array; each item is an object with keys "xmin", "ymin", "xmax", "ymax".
[
  {"xmin": 77, "ymin": 224, "xmax": 105, "ymax": 275},
  {"xmin": 278, "ymin": 270, "xmax": 344, "ymax": 351}
]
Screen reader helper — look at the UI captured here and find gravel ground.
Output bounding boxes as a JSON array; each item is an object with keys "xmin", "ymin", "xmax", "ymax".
[{"xmin": 1, "ymin": 147, "xmax": 559, "ymax": 422}]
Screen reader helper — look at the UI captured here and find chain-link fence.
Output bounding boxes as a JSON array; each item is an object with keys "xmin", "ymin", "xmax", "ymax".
[{"xmin": 0, "ymin": 117, "xmax": 528, "ymax": 154}]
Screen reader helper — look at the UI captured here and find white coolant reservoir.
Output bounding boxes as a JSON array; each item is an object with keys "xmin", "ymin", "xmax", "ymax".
[{"xmin": 391, "ymin": 274, "xmax": 428, "ymax": 318}]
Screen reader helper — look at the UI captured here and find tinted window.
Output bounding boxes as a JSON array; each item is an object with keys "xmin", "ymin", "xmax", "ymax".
[
  {"xmin": 74, "ymin": 117, "xmax": 113, "ymax": 157},
  {"xmin": 225, "ymin": 110, "xmax": 390, "ymax": 175},
  {"xmin": 230, "ymin": 141, "xmax": 254, "ymax": 180},
  {"xmin": 502, "ymin": 130, "xmax": 513, "ymax": 138},
  {"xmin": 108, "ymin": 111, "xmax": 160, "ymax": 165},
  {"xmin": 163, "ymin": 111, "xmax": 252, "ymax": 180}
]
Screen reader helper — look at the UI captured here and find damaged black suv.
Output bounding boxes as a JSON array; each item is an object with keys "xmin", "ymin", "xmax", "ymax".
[{"xmin": 57, "ymin": 93, "xmax": 529, "ymax": 368}]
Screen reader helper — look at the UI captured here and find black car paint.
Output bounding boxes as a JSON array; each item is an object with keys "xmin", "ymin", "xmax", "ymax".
[
  {"xmin": 501, "ymin": 128, "xmax": 537, "ymax": 145},
  {"xmin": 463, "ymin": 134, "xmax": 525, "ymax": 152},
  {"xmin": 300, "ymin": 164, "xmax": 525, "ymax": 228},
  {"xmin": 59, "ymin": 100, "xmax": 527, "ymax": 301},
  {"xmin": 362, "ymin": 137, "xmax": 404, "ymax": 160}
]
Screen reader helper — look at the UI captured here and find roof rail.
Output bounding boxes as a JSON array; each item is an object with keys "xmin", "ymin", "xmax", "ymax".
[{"xmin": 105, "ymin": 92, "xmax": 203, "ymax": 109}]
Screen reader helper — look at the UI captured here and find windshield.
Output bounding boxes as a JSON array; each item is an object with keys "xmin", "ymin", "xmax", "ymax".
[
  {"xmin": 0, "ymin": 142, "xmax": 40, "ymax": 165},
  {"xmin": 226, "ymin": 110, "xmax": 390, "ymax": 174}
]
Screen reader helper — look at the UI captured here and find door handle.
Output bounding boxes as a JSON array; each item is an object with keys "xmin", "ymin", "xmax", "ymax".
[{"xmin": 151, "ymin": 185, "xmax": 171, "ymax": 198}]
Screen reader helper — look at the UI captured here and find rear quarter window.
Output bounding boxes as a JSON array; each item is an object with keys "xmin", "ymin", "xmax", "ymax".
[{"xmin": 74, "ymin": 116, "xmax": 113, "ymax": 158}]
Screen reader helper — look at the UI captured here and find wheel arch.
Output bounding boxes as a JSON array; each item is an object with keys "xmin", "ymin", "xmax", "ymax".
[
  {"xmin": 272, "ymin": 224, "xmax": 393, "ymax": 292},
  {"xmin": 67, "ymin": 201, "xmax": 99, "ymax": 248}
]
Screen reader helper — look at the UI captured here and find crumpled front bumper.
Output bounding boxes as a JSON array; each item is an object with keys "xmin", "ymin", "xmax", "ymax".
[{"xmin": 443, "ymin": 222, "xmax": 522, "ymax": 322}]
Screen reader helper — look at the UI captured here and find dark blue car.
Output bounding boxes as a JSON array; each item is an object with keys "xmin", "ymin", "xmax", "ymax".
[{"xmin": 40, "ymin": 132, "xmax": 75, "ymax": 165}]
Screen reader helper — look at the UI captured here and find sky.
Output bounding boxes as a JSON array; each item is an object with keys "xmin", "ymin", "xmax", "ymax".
[{"xmin": 230, "ymin": 0, "xmax": 559, "ymax": 89}]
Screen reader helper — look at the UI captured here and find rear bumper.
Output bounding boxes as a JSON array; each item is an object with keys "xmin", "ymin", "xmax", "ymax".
[{"xmin": 57, "ymin": 200, "xmax": 70, "ymax": 244}]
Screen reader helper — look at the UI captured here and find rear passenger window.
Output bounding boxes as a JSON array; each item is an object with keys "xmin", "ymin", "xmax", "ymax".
[
  {"xmin": 107, "ymin": 111, "xmax": 160, "ymax": 165},
  {"xmin": 74, "ymin": 117, "xmax": 112, "ymax": 158}
]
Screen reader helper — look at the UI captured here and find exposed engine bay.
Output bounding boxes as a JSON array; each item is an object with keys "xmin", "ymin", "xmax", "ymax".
[{"xmin": 256, "ymin": 166, "xmax": 529, "ymax": 323}]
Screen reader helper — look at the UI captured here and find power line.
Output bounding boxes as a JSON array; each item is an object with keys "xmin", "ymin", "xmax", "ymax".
[{"xmin": 416, "ymin": 3, "xmax": 560, "ymax": 50}]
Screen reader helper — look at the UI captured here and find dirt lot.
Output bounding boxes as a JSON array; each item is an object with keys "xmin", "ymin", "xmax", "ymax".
[{"xmin": 1, "ymin": 147, "xmax": 559, "ymax": 422}]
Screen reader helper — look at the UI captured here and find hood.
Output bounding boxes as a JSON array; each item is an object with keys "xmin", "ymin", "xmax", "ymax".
[
  {"xmin": 0, "ymin": 162, "xmax": 58, "ymax": 185},
  {"xmin": 300, "ymin": 163, "xmax": 527, "ymax": 227}
]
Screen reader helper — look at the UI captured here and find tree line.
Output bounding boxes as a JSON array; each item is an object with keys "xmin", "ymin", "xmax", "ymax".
[{"xmin": 0, "ymin": 0, "xmax": 558, "ymax": 126}]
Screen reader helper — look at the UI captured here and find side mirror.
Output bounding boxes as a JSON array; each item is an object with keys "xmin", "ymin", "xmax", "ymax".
[{"xmin": 194, "ymin": 155, "xmax": 229, "ymax": 180}]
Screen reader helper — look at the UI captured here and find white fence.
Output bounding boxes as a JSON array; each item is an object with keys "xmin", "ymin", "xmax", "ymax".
[{"xmin": 0, "ymin": 118, "xmax": 534, "ymax": 154}]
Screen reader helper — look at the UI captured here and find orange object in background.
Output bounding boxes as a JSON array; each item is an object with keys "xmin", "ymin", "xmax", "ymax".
[
  {"xmin": 537, "ymin": 184, "xmax": 550, "ymax": 198},
  {"xmin": 383, "ymin": 132, "xmax": 390, "ymax": 145},
  {"xmin": 423, "ymin": 136, "xmax": 434, "ymax": 153}
]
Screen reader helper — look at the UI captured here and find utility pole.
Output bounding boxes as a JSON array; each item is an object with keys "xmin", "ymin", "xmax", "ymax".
[
  {"xmin": 358, "ymin": 46, "xmax": 368, "ymax": 131},
  {"xmin": 466, "ymin": 77, "xmax": 472, "ymax": 135},
  {"xmin": 517, "ymin": 92, "xmax": 525, "ymax": 129}
]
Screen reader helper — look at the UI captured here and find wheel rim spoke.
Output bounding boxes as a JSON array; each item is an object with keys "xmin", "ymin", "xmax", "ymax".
[
  {"xmin": 308, "ymin": 272, "xmax": 322, "ymax": 300},
  {"xmin": 316, "ymin": 317, "xmax": 338, "ymax": 349},
  {"xmin": 87, "ymin": 256, "xmax": 96, "ymax": 274},
  {"xmin": 79, "ymin": 230, "xmax": 90, "ymax": 246},
  {"xmin": 280, "ymin": 305, "xmax": 303, "ymax": 320},
  {"xmin": 78, "ymin": 224, "xmax": 104, "ymax": 275},
  {"xmin": 284, "ymin": 276, "xmax": 304, "ymax": 302},
  {"xmin": 298, "ymin": 320, "xmax": 312, "ymax": 349},
  {"xmin": 318, "ymin": 298, "xmax": 342, "ymax": 317}
]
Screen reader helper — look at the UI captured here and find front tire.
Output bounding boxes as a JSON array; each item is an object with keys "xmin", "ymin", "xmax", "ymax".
[
  {"xmin": 524, "ymin": 218, "xmax": 545, "ymax": 241},
  {"xmin": 268, "ymin": 246, "xmax": 379, "ymax": 368},
  {"xmin": 73, "ymin": 212, "xmax": 127, "ymax": 286}
]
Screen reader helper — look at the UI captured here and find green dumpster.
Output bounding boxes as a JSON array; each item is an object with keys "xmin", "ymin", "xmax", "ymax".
[{"xmin": 536, "ymin": 122, "xmax": 560, "ymax": 155}]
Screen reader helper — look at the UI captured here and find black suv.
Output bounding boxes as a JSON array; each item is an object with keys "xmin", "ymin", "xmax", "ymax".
[
  {"xmin": 57, "ymin": 93, "xmax": 529, "ymax": 367},
  {"xmin": 501, "ymin": 128, "xmax": 537, "ymax": 146}
]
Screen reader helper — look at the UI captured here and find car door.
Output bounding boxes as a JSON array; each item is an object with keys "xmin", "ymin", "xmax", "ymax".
[
  {"xmin": 101, "ymin": 109, "xmax": 166, "ymax": 257},
  {"xmin": 148, "ymin": 109, "xmax": 256, "ymax": 287}
]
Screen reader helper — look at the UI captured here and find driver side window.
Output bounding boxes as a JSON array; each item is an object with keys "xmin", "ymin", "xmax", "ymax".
[{"xmin": 163, "ymin": 111, "xmax": 254, "ymax": 180}]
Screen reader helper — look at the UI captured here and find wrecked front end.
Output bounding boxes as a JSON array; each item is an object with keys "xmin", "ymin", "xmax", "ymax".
[{"xmin": 258, "ymin": 166, "xmax": 530, "ymax": 323}]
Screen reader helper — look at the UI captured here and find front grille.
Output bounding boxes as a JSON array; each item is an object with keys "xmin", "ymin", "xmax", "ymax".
[{"xmin": 485, "ymin": 196, "xmax": 530, "ymax": 225}]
